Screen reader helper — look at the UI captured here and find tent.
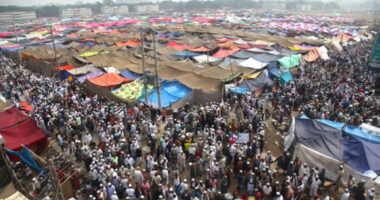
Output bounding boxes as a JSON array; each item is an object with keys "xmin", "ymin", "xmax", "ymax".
[
  {"xmin": 285, "ymin": 117, "xmax": 380, "ymax": 190},
  {"xmin": 213, "ymin": 47, "xmax": 240, "ymax": 58},
  {"xmin": 241, "ymin": 70, "xmax": 274, "ymax": 90},
  {"xmin": 139, "ymin": 80, "xmax": 192, "ymax": 108},
  {"xmin": 103, "ymin": 66, "xmax": 121, "ymax": 74},
  {"xmin": 192, "ymin": 55, "xmax": 221, "ymax": 64},
  {"xmin": 166, "ymin": 41, "xmax": 189, "ymax": 51},
  {"xmin": 0, "ymin": 114, "xmax": 47, "ymax": 153},
  {"xmin": 115, "ymin": 40, "xmax": 141, "ymax": 47},
  {"xmin": 0, "ymin": 107, "xmax": 29, "ymax": 129},
  {"xmin": 77, "ymin": 71, "xmax": 104, "ymax": 83},
  {"xmin": 239, "ymin": 58, "xmax": 268, "ymax": 70},
  {"xmin": 112, "ymin": 80, "xmax": 153, "ymax": 102},
  {"xmin": 187, "ymin": 46, "xmax": 211, "ymax": 52},
  {"xmin": 278, "ymin": 54, "xmax": 302, "ymax": 69},
  {"xmin": 87, "ymin": 73, "xmax": 128, "ymax": 87},
  {"xmin": 67, "ymin": 64, "xmax": 101, "ymax": 76},
  {"xmin": 279, "ymin": 71, "xmax": 293, "ymax": 84},
  {"xmin": 120, "ymin": 70, "xmax": 140, "ymax": 80},
  {"xmin": 79, "ymin": 51, "xmax": 100, "ymax": 58},
  {"xmin": 172, "ymin": 50, "xmax": 200, "ymax": 59}
]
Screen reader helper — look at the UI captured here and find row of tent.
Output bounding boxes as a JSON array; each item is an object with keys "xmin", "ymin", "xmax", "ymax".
[
  {"xmin": 285, "ymin": 116, "xmax": 380, "ymax": 191},
  {"xmin": 57, "ymin": 64, "xmax": 194, "ymax": 108}
]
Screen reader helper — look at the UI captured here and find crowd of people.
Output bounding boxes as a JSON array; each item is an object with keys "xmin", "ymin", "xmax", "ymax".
[{"xmin": 0, "ymin": 36, "xmax": 379, "ymax": 200}]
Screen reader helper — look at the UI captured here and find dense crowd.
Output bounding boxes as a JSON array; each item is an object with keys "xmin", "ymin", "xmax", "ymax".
[{"xmin": 0, "ymin": 37, "xmax": 379, "ymax": 200}]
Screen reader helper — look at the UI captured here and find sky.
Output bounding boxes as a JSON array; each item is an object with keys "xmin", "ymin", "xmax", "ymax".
[
  {"xmin": 0, "ymin": 0, "xmax": 101, "ymax": 6},
  {"xmin": 0, "ymin": 0, "xmax": 368, "ymax": 7}
]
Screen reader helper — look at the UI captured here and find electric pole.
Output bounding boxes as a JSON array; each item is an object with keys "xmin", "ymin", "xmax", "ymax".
[
  {"xmin": 50, "ymin": 24, "xmax": 58, "ymax": 69},
  {"xmin": 140, "ymin": 29, "xmax": 148, "ymax": 104},
  {"xmin": 151, "ymin": 30, "xmax": 161, "ymax": 109}
]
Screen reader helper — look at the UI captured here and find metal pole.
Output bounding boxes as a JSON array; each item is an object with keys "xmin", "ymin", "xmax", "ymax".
[
  {"xmin": 141, "ymin": 29, "xmax": 148, "ymax": 104},
  {"xmin": 48, "ymin": 160, "xmax": 65, "ymax": 200},
  {"xmin": 0, "ymin": 147, "xmax": 33, "ymax": 200},
  {"xmin": 50, "ymin": 24, "xmax": 58, "ymax": 68},
  {"xmin": 151, "ymin": 30, "xmax": 161, "ymax": 109}
]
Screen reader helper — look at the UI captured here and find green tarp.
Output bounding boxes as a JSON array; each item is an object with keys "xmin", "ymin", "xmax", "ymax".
[
  {"xmin": 112, "ymin": 80, "xmax": 153, "ymax": 102},
  {"xmin": 278, "ymin": 54, "xmax": 302, "ymax": 69},
  {"xmin": 371, "ymin": 36, "xmax": 380, "ymax": 61}
]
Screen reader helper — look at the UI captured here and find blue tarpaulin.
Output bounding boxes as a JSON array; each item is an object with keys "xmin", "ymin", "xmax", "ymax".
[
  {"xmin": 120, "ymin": 70, "xmax": 139, "ymax": 80},
  {"xmin": 139, "ymin": 80, "xmax": 191, "ymax": 108},
  {"xmin": 6, "ymin": 147, "xmax": 45, "ymax": 174},
  {"xmin": 292, "ymin": 117, "xmax": 380, "ymax": 175},
  {"xmin": 343, "ymin": 136, "xmax": 380, "ymax": 173},
  {"xmin": 172, "ymin": 51, "xmax": 200, "ymax": 59},
  {"xmin": 268, "ymin": 62, "xmax": 281, "ymax": 79},
  {"xmin": 229, "ymin": 85, "xmax": 250, "ymax": 94},
  {"xmin": 279, "ymin": 71, "xmax": 293, "ymax": 84},
  {"xmin": 343, "ymin": 126, "xmax": 380, "ymax": 144},
  {"xmin": 301, "ymin": 117, "xmax": 380, "ymax": 143}
]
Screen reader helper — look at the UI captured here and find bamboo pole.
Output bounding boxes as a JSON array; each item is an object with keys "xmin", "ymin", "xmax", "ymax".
[{"xmin": 0, "ymin": 147, "xmax": 33, "ymax": 200}]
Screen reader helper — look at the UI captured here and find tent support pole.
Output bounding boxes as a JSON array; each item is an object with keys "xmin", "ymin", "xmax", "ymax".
[
  {"xmin": 48, "ymin": 160, "xmax": 65, "ymax": 200},
  {"xmin": 140, "ymin": 29, "xmax": 148, "ymax": 104},
  {"xmin": 0, "ymin": 147, "xmax": 33, "ymax": 200},
  {"xmin": 152, "ymin": 30, "xmax": 161, "ymax": 109},
  {"xmin": 50, "ymin": 24, "xmax": 59, "ymax": 77}
]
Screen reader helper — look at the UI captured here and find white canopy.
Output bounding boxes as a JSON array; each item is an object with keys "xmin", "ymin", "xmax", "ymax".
[
  {"xmin": 192, "ymin": 55, "xmax": 221, "ymax": 64},
  {"xmin": 103, "ymin": 66, "xmax": 120, "ymax": 74},
  {"xmin": 239, "ymin": 58, "xmax": 268, "ymax": 70}
]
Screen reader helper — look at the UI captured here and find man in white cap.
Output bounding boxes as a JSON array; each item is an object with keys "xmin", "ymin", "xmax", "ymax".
[
  {"xmin": 126, "ymin": 184, "xmax": 135, "ymax": 199},
  {"xmin": 310, "ymin": 175, "xmax": 321, "ymax": 198},
  {"xmin": 274, "ymin": 191, "xmax": 284, "ymax": 200},
  {"xmin": 341, "ymin": 188, "xmax": 350, "ymax": 200},
  {"xmin": 366, "ymin": 188, "xmax": 375, "ymax": 200},
  {"xmin": 263, "ymin": 182, "xmax": 272, "ymax": 200},
  {"xmin": 336, "ymin": 165, "xmax": 344, "ymax": 189}
]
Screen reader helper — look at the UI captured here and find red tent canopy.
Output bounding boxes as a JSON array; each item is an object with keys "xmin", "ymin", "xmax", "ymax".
[
  {"xmin": 56, "ymin": 65, "xmax": 75, "ymax": 71},
  {"xmin": 213, "ymin": 47, "xmax": 240, "ymax": 58},
  {"xmin": 0, "ymin": 107, "xmax": 28, "ymax": 129},
  {"xmin": 116, "ymin": 39, "xmax": 141, "ymax": 47},
  {"xmin": 166, "ymin": 41, "xmax": 189, "ymax": 51},
  {"xmin": 187, "ymin": 46, "xmax": 211, "ymax": 52},
  {"xmin": 0, "ymin": 117, "xmax": 47, "ymax": 153}
]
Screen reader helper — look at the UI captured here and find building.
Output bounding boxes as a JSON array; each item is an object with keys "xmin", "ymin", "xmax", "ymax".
[
  {"xmin": 133, "ymin": 4, "xmax": 159, "ymax": 14},
  {"xmin": 262, "ymin": 1, "xmax": 286, "ymax": 10},
  {"xmin": 101, "ymin": 5, "xmax": 129, "ymax": 15},
  {"xmin": 0, "ymin": 11, "xmax": 37, "ymax": 23},
  {"xmin": 60, "ymin": 8, "xmax": 93, "ymax": 18}
]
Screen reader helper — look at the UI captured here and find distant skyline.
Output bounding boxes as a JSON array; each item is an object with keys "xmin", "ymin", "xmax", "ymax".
[{"xmin": 0, "ymin": 0, "xmax": 374, "ymax": 7}]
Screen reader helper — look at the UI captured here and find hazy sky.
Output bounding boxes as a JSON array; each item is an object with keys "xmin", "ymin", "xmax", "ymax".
[{"xmin": 0, "ymin": 0, "xmax": 102, "ymax": 6}]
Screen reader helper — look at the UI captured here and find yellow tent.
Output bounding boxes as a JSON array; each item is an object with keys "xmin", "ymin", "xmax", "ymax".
[{"xmin": 243, "ymin": 71, "xmax": 261, "ymax": 79}]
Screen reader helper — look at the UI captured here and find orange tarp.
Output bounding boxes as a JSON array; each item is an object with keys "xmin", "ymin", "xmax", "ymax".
[
  {"xmin": 303, "ymin": 48, "xmax": 320, "ymax": 62},
  {"xmin": 19, "ymin": 101, "xmax": 33, "ymax": 112},
  {"xmin": 116, "ymin": 40, "xmax": 141, "ymax": 47},
  {"xmin": 216, "ymin": 38, "xmax": 233, "ymax": 43},
  {"xmin": 237, "ymin": 43, "xmax": 252, "ymax": 49},
  {"xmin": 335, "ymin": 33, "xmax": 353, "ymax": 43},
  {"xmin": 166, "ymin": 41, "xmax": 189, "ymax": 51},
  {"xmin": 56, "ymin": 65, "xmax": 75, "ymax": 71},
  {"xmin": 88, "ymin": 73, "xmax": 129, "ymax": 87},
  {"xmin": 217, "ymin": 40, "xmax": 237, "ymax": 49},
  {"xmin": 187, "ymin": 46, "xmax": 211, "ymax": 52},
  {"xmin": 213, "ymin": 47, "xmax": 240, "ymax": 58}
]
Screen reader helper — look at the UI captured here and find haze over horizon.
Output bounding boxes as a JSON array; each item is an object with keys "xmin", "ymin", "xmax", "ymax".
[{"xmin": 0, "ymin": 0, "xmax": 375, "ymax": 9}]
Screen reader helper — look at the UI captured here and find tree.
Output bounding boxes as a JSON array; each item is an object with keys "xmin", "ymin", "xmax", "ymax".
[{"xmin": 103, "ymin": 0, "xmax": 114, "ymax": 6}]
